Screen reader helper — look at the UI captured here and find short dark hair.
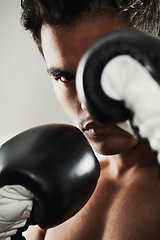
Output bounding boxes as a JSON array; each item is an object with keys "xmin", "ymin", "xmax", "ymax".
[{"xmin": 21, "ymin": 0, "xmax": 160, "ymax": 54}]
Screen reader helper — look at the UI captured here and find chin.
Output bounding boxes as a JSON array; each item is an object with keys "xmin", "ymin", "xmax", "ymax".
[{"xmin": 89, "ymin": 132, "xmax": 138, "ymax": 156}]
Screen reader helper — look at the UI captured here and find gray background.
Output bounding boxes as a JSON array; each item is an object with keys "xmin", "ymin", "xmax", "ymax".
[{"xmin": 0, "ymin": 0, "xmax": 71, "ymax": 145}]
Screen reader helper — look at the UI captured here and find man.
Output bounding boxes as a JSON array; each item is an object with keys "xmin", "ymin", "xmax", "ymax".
[{"xmin": 21, "ymin": 0, "xmax": 160, "ymax": 239}]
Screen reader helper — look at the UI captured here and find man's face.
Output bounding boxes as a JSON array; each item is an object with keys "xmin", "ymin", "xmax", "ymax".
[{"xmin": 41, "ymin": 13, "xmax": 137, "ymax": 155}]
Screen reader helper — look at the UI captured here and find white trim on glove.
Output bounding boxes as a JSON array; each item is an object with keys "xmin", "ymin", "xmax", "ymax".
[
  {"xmin": 101, "ymin": 55, "xmax": 160, "ymax": 163},
  {"xmin": 0, "ymin": 185, "xmax": 33, "ymax": 240}
]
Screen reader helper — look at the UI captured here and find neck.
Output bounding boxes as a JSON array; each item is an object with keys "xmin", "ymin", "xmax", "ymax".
[{"xmin": 96, "ymin": 143, "xmax": 157, "ymax": 179}]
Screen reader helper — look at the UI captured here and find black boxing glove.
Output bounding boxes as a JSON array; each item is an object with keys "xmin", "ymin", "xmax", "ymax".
[
  {"xmin": 76, "ymin": 30, "xmax": 160, "ymax": 162},
  {"xmin": 0, "ymin": 124, "xmax": 100, "ymax": 239}
]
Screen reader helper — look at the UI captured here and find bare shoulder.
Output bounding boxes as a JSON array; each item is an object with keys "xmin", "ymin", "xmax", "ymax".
[
  {"xmin": 26, "ymin": 225, "xmax": 46, "ymax": 240},
  {"xmin": 105, "ymin": 164, "xmax": 160, "ymax": 240}
]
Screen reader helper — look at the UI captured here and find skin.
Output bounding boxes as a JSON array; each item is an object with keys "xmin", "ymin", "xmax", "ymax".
[{"xmin": 26, "ymin": 12, "xmax": 160, "ymax": 240}]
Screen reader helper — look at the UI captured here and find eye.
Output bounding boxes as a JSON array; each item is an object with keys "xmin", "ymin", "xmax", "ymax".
[{"xmin": 55, "ymin": 75, "xmax": 75, "ymax": 83}]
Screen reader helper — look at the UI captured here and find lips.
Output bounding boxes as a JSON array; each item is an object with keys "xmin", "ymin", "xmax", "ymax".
[{"xmin": 82, "ymin": 121, "xmax": 118, "ymax": 137}]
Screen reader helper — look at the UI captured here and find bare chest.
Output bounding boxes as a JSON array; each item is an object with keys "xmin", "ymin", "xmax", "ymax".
[{"xmin": 45, "ymin": 168, "xmax": 160, "ymax": 240}]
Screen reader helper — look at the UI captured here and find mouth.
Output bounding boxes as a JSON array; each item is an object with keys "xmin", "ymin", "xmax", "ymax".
[{"xmin": 82, "ymin": 121, "xmax": 119, "ymax": 137}]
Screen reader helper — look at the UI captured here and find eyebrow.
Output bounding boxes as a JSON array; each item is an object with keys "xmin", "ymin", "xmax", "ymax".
[{"xmin": 47, "ymin": 67, "xmax": 76, "ymax": 77}]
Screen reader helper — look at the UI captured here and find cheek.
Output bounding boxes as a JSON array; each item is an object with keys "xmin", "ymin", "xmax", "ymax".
[{"xmin": 52, "ymin": 81, "xmax": 81, "ymax": 123}]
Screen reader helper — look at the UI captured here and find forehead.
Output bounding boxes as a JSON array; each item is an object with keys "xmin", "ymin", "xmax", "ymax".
[{"xmin": 41, "ymin": 13, "xmax": 129, "ymax": 71}]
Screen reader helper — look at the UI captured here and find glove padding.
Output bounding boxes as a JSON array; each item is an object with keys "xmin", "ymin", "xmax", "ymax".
[
  {"xmin": 0, "ymin": 124, "xmax": 100, "ymax": 239},
  {"xmin": 0, "ymin": 185, "xmax": 33, "ymax": 240},
  {"xmin": 100, "ymin": 55, "xmax": 160, "ymax": 161},
  {"xmin": 76, "ymin": 30, "xmax": 160, "ymax": 162}
]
